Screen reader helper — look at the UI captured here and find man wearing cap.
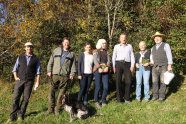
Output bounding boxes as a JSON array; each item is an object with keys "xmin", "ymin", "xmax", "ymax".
[
  {"xmin": 46, "ymin": 37, "xmax": 76, "ymax": 115},
  {"xmin": 8, "ymin": 42, "xmax": 41, "ymax": 122},
  {"xmin": 112, "ymin": 33, "xmax": 135, "ymax": 104},
  {"xmin": 150, "ymin": 32, "xmax": 173, "ymax": 102}
]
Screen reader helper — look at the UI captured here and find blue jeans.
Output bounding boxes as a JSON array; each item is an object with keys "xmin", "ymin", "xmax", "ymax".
[
  {"xmin": 136, "ymin": 64, "xmax": 150, "ymax": 100},
  {"xmin": 94, "ymin": 71, "xmax": 109, "ymax": 103},
  {"xmin": 77, "ymin": 74, "xmax": 92, "ymax": 102}
]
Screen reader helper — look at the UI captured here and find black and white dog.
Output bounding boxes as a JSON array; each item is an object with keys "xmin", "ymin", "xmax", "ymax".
[{"xmin": 59, "ymin": 94, "xmax": 89, "ymax": 122}]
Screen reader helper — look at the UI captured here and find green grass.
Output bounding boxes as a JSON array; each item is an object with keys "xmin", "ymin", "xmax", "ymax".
[{"xmin": 0, "ymin": 75, "xmax": 185, "ymax": 124}]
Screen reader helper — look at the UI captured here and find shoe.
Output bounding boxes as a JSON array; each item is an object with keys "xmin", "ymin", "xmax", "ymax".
[
  {"xmin": 45, "ymin": 111, "xmax": 53, "ymax": 116},
  {"xmin": 54, "ymin": 110, "xmax": 60, "ymax": 115},
  {"xmin": 152, "ymin": 97, "xmax": 158, "ymax": 101},
  {"xmin": 83, "ymin": 101, "xmax": 88, "ymax": 105},
  {"xmin": 6, "ymin": 119, "xmax": 13, "ymax": 123},
  {"xmin": 125, "ymin": 99, "xmax": 131, "ymax": 104},
  {"xmin": 18, "ymin": 117, "xmax": 23, "ymax": 121},
  {"xmin": 102, "ymin": 103, "xmax": 107, "ymax": 107},
  {"xmin": 95, "ymin": 102, "xmax": 101, "ymax": 109},
  {"xmin": 144, "ymin": 99, "xmax": 149, "ymax": 102},
  {"xmin": 136, "ymin": 99, "xmax": 141, "ymax": 102},
  {"xmin": 158, "ymin": 98, "xmax": 165, "ymax": 103},
  {"xmin": 118, "ymin": 102, "xmax": 124, "ymax": 104}
]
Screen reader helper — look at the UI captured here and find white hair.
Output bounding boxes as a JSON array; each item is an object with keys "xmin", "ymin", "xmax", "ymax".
[
  {"xmin": 139, "ymin": 41, "xmax": 146, "ymax": 47},
  {"xmin": 96, "ymin": 39, "xmax": 107, "ymax": 49}
]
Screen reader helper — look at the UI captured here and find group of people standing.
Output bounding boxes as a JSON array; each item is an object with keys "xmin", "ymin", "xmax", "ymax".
[{"xmin": 8, "ymin": 32, "xmax": 173, "ymax": 122}]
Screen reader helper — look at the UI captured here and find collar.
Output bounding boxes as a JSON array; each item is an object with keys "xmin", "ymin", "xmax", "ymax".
[
  {"xmin": 156, "ymin": 41, "xmax": 162, "ymax": 46},
  {"xmin": 25, "ymin": 53, "xmax": 33, "ymax": 57},
  {"xmin": 119, "ymin": 43, "xmax": 128, "ymax": 46},
  {"xmin": 139, "ymin": 50, "xmax": 147, "ymax": 55}
]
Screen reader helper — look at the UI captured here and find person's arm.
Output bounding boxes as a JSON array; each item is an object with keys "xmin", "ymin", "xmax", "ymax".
[
  {"xmin": 13, "ymin": 72, "xmax": 20, "ymax": 81},
  {"xmin": 47, "ymin": 53, "xmax": 54, "ymax": 77},
  {"xmin": 12, "ymin": 57, "xmax": 20, "ymax": 80},
  {"xmin": 35, "ymin": 58, "xmax": 41, "ymax": 87},
  {"xmin": 150, "ymin": 48, "xmax": 154, "ymax": 65},
  {"xmin": 164, "ymin": 43, "xmax": 173, "ymax": 71},
  {"xmin": 112, "ymin": 45, "xmax": 117, "ymax": 73},
  {"xmin": 135, "ymin": 54, "xmax": 140, "ymax": 68},
  {"xmin": 35, "ymin": 74, "xmax": 40, "ymax": 88},
  {"xmin": 93, "ymin": 52, "xmax": 100, "ymax": 71},
  {"xmin": 70, "ymin": 53, "xmax": 76, "ymax": 80},
  {"xmin": 130, "ymin": 45, "xmax": 135, "ymax": 72},
  {"xmin": 78, "ymin": 53, "xmax": 82, "ymax": 80},
  {"xmin": 104, "ymin": 52, "xmax": 111, "ymax": 73},
  {"xmin": 106, "ymin": 52, "xmax": 111, "ymax": 67}
]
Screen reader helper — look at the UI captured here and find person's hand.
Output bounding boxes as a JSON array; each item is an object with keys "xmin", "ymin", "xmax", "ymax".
[
  {"xmin": 98, "ymin": 68, "xmax": 103, "ymax": 73},
  {"xmin": 69, "ymin": 75, "xmax": 74, "ymax": 80},
  {"xmin": 47, "ymin": 72, "xmax": 52, "ymax": 77},
  {"xmin": 130, "ymin": 67, "xmax": 134, "ymax": 72},
  {"xmin": 34, "ymin": 81, "xmax": 40, "ymax": 90},
  {"xmin": 15, "ymin": 77, "xmax": 20, "ymax": 81},
  {"xmin": 103, "ymin": 67, "xmax": 109, "ymax": 73},
  {"xmin": 113, "ymin": 67, "xmax": 116, "ymax": 74},
  {"xmin": 143, "ymin": 63, "xmax": 149, "ymax": 67},
  {"xmin": 78, "ymin": 76, "xmax": 82, "ymax": 80},
  {"xmin": 167, "ymin": 65, "xmax": 172, "ymax": 72},
  {"xmin": 136, "ymin": 63, "xmax": 140, "ymax": 68}
]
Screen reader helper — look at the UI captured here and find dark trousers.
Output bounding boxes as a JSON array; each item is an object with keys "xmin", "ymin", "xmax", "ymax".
[
  {"xmin": 10, "ymin": 80, "xmax": 34, "ymax": 120},
  {"xmin": 152, "ymin": 65, "xmax": 167, "ymax": 99},
  {"xmin": 94, "ymin": 70, "xmax": 109, "ymax": 103},
  {"xmin": 77, "ymin": 74, "xmax": 92, "ymax": 102},
  {"xmin": 115, "ymin": 61, "xmax": 132, "ymax": 102},
  {"xmin": 48, "ymin": 75, "xmax": 69, "ymax": 113}
]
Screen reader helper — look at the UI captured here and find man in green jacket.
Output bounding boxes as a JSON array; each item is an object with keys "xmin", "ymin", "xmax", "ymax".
[{"xmin": 46, "ymin": 37, "xmax": 76, "ymax": 115}]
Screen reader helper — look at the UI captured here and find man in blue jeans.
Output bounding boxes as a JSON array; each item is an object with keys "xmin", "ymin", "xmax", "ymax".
[{"xmin": 135, "ymin": 41, "xmax": 151, "ymax": 102}]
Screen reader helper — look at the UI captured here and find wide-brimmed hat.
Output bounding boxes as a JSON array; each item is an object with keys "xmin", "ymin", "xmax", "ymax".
[
  {"xmin": 25, "ymin": 42, "xmax": 33, "ymax": 47},
  {"xmin": 151, "ymin": 32, "xmax": 166, "ymax": 39}
]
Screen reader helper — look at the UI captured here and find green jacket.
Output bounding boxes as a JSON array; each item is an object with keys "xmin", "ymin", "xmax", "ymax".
[{"xmin": 47, "ymin": 47, "xmax": 76, "ymax": 76}]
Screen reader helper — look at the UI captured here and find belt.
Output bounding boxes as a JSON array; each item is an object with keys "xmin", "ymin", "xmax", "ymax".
[
  {"xmin": 116, "ymin": 60, "xmax": 126, "ymax": 63},
  {"xmin": 53, "ymin": 74, "xmax": 66, "ymax": 77}
]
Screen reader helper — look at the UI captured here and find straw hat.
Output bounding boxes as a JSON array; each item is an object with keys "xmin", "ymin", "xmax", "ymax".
[
  {"xmin": 25, "ymin": 42, "xmax": 33, "ymax": 47},
  {"xmin": 151, "ymin": 32, "xmax": 166, "ymax": 39}
]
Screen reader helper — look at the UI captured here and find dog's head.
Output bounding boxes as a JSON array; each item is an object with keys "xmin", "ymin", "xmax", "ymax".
[{"xmin": 58, "ymin": 94, "xmax": 70, "ymax": 105}]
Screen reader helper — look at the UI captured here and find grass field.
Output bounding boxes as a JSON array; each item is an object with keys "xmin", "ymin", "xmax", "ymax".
[{"xmin": 0, "ymin": 74, "xmax": 185, "ymax": 124}]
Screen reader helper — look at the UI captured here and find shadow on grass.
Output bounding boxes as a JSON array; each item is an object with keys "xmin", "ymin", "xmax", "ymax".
[
  {"xmin": 166, "ymin": 74, "xmax": 185, "ymax": 98},
  {"xmin": 26, "ymin": 108, "xmax": 48, "ymax": 117}
]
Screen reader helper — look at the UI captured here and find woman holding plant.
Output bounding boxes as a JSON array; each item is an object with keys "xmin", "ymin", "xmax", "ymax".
[
  {"xmin": 135, "ymin": 41, "xmax": 151, "ymax": 102},
  {"xmin": 93, "ymin": 39, "xmax": 111, "ymax": 108}
]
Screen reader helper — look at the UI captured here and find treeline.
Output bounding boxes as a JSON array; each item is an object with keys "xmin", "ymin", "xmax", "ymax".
[{"xmin": 0, "ymin": 0, "xmax": 185, "ymax": 81}]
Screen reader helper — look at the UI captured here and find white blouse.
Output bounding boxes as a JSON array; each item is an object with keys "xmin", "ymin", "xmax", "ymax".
[{"xmin": 84, "ymin": 53, "xmax": 94, "ymax": 74}]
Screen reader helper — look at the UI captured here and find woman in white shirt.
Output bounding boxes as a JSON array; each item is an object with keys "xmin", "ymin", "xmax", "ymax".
[{"xmin": 77, "ymin": 43, "xmax": 94, "ymax": 105}]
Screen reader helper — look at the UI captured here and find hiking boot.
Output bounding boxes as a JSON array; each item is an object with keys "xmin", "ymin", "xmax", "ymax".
[
  {"xmin": 158, "ymin": 98, "xmax": 165, "ymax": 103},
  {"xmin": 54, "ymin": 107, "xmax": 60, "ymax": 115},
  {"xmin": 125, "ymin": 99, "xmax": 131, "ymax": 104},
  {"xmin": 136, "ymin": 99, "xmax": 141, "ymax": 102},
  {"xmin": 18, "ymin": 117, "xmax": 23, "ymax": 121},
  {"xmin": 102, "ymin": 103, "xmax": 107, "ymax": 107},
  {"xmin": 6, "ymin": 119, "xmax": 13, "ymax": 123},
  {"xmin": 83, "ymin": 101, "xmax": 88, "ymax": 105},
  {"xmin": 152, "ymin": 97, "xmax": 158, "ymax": 101},
  {"xmin": 45, "ymin": 111, "xmax": 53, "ymax": 116},
  {"xmin": 95, "ymin": 102, "xmax": 101, "ymax": 109}
]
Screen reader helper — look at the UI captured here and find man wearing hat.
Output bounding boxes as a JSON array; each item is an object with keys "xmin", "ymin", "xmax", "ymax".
[
  {"xmin": 150, "ymin": 32, "xmax": 173, "ymax": 102},
  {"xmin": 8, "ymin": 42, "xmax": 41, "ymax": 122}
]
